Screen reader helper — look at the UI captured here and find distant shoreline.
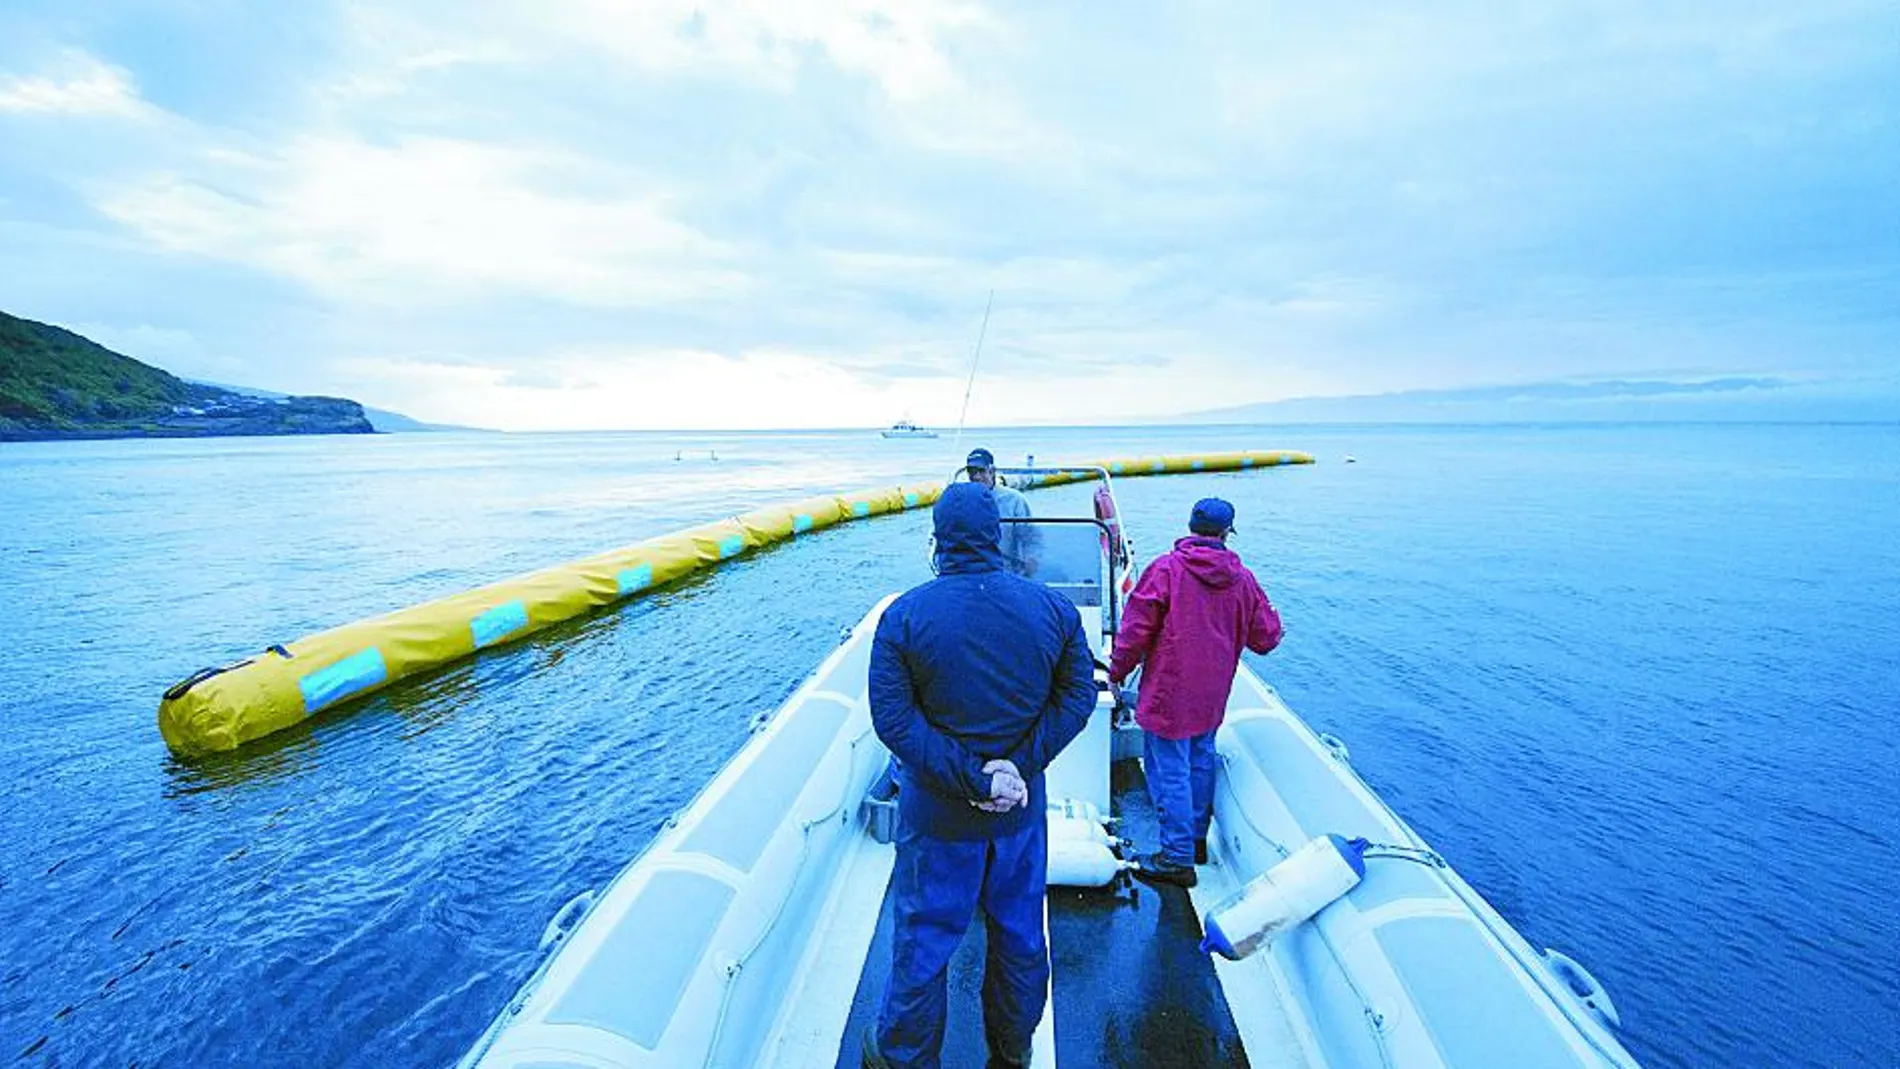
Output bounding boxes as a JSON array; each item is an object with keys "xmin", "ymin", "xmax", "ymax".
[
  {"xmin": 1, "ymin": 309, "xmax": 425, "ymax": 442},
  {"xmin": 13, "ymin": 414, "xmax": 1882, "ymax": 441},
  {"xmin": 0, "ymin": 426, "xmax": 387, "ymax": 444}
]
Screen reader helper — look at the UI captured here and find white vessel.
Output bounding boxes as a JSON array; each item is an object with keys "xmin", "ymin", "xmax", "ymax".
[
  {"xmin": 458, "ymin": 468, "xmax": 1639, "ymax": 1069},
  {"xmin": 879, "ymin": 420, "xmax": 939, "ymax": 439}
]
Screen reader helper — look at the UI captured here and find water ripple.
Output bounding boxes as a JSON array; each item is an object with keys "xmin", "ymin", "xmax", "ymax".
[{"xmin": 2, "ymin": 425, "xmax": 1896, "ymax": 1068}]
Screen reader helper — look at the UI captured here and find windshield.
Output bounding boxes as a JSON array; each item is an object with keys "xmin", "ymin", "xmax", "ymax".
[{"xmin": 1002, "ymin": 518, "xmax": 1107, "ymax": 608}]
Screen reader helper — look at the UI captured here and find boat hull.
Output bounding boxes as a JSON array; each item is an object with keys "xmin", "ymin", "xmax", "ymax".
[
  {"xmin": 460, "ymin": 599, "xmax": 1640, "ymax": 1069},
  {"xmin": 1191, "ymin": 668, "xmax": 1637, "ymax": 1068}
]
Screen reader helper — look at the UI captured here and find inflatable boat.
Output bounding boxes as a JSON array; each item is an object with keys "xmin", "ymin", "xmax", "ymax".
[{"xmin": 457, "ymin": 467, "xmax": 1641, "ymax": 1069}]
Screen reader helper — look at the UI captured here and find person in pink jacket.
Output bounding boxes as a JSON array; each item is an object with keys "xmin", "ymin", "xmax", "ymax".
[{"xmin": 1108, "ymin": 497, "xmax": 1283, "ymax": 887}]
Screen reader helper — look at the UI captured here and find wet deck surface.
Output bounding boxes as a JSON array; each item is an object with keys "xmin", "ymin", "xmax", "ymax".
[
  {"xmin": 834, "ymin": 872, "xmax": 1003, "ymax": 1069},
  {"xmin": 836, "ymin": 760, "xmax": 1248, "ymax": 1068}
]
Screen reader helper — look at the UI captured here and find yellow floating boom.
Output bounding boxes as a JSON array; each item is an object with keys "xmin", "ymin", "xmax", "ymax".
[{"xmin": 157, "ymin": 449, "xmax": 1313, "ymax": 756}]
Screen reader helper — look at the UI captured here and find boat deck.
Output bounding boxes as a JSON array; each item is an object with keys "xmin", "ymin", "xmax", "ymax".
[{"xmin": 834, "ymin": 759, "xmax": 1248, "ymax": 1068}]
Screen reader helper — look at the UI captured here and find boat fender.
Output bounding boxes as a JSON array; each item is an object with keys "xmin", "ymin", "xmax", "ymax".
[
  {"xmin": 1048, "ymin": 838, "xmax": 1133, "ymax": 887},
  {"xmin": 1092, "ymin": 484, "xmax": 1125, "ymax": 566},
  {"xmin": 1200, "ymin": 835, "xmax": 1369, "ymax": 960}
]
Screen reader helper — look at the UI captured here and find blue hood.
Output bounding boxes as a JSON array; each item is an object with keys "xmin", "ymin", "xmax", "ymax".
[{"xmin": 934, "ymin": 483, "xmax": 1005, "ymax": 575}]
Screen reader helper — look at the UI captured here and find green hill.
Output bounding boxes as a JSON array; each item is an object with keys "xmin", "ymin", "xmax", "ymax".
[
  {"xmin": 0, "ymin": 311, "xmax": 191, "ymax": 424},
  {"xmin": 0, "ymin": 311, "xmax": 375, "ymax": 440}
]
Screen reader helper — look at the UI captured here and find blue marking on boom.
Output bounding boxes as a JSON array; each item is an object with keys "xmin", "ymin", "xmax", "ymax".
[
  {"xmin": 470, "ymin": 601, "xmax": 529, "ymax": 649},
  {"xmin": 299, "ymin": 649, "xmax": 388, "ymax": 713},
  {"xmin": 618, "ymin": 563, "xmax": 654, "ymax": 595}
]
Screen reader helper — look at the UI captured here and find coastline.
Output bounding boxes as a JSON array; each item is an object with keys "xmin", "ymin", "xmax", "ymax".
[{"xmin": 0, "ymin": 425, "xmax": 382, "ymax": 443}]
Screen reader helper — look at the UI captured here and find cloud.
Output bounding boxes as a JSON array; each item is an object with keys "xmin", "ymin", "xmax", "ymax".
[
  {"xmin": 543, "ymin": 0, "xmax": 989, "ymax": 100},
  {"xmin": 498, "ymin": 367, "xmax": 591, "ymax": 390},
  {"xmin": 95, "ymin": 136, "xmax": 747, "ymax": 307},
  {"xmin": 858, "ymin": 361, "xmax": 956, "ymax": 381},
  {"xmin": 0, "ymin": 53, "xmax": 145, "ymax": 116},
  {"xmin": 0, "ymin": 2, "xmax": 1893, "ymax": 428}
]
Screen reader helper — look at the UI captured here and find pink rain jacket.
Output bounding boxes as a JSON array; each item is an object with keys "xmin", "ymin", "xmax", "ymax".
[{"xmin": 1107, "ymin": 536, "xmax": 1283, "ymax": 739}]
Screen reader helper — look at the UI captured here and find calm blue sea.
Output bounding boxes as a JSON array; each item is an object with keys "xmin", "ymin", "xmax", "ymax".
[{"xmin": 1, "ymin": 423, "xmax": 1895, "ymax": 1068}]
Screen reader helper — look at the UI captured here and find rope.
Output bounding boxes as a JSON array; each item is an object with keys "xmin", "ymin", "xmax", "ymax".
[
  {"xmin": 700, "ymin": 724, "xmax": 877, "ymax": 1068},
  {"xmin": 1359, "ymin": 842, "xmax": 1446, "ymax": 868},
  {"xmin": 1331, "ymin": 758, "xmax": 1641, "ymax": 1067}
]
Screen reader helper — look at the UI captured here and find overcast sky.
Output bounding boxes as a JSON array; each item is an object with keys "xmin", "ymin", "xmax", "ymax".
[{"xmin": 1, "ymin": 2, "xmax": 1893, "ymax": 429}]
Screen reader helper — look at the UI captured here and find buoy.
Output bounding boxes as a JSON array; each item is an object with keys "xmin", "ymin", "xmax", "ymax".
[{"xmin": 1200, "ymin": 835, "xmax": 1368, "ymax": 960}]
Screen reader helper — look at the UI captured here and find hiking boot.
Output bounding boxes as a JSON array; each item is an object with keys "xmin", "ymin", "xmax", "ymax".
[
  {"xmin": 1133, "ymin": 852, "xmax": 1198, "ymax": 888},
  {"xmin": 1195, "ymin": 838, "xmax": 1209, "ymax": 866}
]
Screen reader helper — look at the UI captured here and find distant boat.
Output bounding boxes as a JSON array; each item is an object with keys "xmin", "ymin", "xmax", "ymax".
[{"xmin": 879, "ymin": 420, "xmax": 939, "ymax": 439}]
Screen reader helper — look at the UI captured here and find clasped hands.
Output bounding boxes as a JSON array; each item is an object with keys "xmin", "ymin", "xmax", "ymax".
[{"xmin": 971, "ymin": 759, "xmax": 1028, "ymax": 813}]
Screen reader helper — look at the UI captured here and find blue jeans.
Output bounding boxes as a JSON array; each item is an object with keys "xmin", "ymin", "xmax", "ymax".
[
  {"xmin": 875, "ymin": 816, "xmax": 1049, "ymax": 1069},
  {"xmin": 1144, "ymin": 730, "xmax": 1218, "ymax": 866}
]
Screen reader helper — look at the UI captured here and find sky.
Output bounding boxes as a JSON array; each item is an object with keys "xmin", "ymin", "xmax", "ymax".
[{"xmin": 0, "ymin": 2, "xmax": 1894, "ymax": 430}]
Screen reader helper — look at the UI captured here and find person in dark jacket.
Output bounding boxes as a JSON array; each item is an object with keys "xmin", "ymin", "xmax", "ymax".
[
  {"xmin": 865, "ymin": 482, "xmax": 1097, "ymax": 1069},
  {"xmin": 1108, "ymin": 497, "xmax": 1283, "ymax": 888}
]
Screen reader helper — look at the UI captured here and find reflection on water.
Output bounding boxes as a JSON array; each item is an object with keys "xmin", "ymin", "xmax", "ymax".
[
  {"xmin": 159, "ymin": 541, "xmax": 785, "ymax": 798},
  {"xmin": 164, "ymin": 734, "xmax": 323, "ymax": 798}
]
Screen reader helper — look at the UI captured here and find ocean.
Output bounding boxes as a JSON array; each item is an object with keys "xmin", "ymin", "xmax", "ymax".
[{"xmin": 1, "ymin": 423, "xmax": 1895, "ymax": 1068}]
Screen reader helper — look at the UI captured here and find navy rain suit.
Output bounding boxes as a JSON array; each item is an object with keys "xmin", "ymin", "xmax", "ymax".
[{"xmin": 868, "ymin": 483, "xmax": 1097, "ymax": 1069}]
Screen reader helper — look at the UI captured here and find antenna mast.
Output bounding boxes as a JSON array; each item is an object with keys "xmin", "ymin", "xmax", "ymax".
[{"xmin": 950, "ymin": 289, "xmax": 993, "ymax": 461}]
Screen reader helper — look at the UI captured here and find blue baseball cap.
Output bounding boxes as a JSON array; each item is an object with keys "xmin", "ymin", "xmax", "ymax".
[
  {"xmin": 965, "ymin": 447, "xmax": 996, "ymax": 468},
  {"xmin": 1189, "ymin": 497, "xmax": 1236, "ymax": 536}
]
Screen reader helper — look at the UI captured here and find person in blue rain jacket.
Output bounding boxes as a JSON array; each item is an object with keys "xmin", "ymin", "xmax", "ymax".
[{"xmin": 865, "ymin": 482, "xmax": 1097, "ymax": 1069}]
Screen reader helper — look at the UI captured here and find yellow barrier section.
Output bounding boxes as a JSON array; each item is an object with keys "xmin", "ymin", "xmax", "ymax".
[{"xmin": 157, "ymin": 450, "xmax": 1312, "ymax": 756}]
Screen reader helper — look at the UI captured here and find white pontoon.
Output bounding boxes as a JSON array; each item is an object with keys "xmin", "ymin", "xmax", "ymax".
[{"xmin": 458, "ymin": 468, "xmax": 1640, "ymax": 1069}]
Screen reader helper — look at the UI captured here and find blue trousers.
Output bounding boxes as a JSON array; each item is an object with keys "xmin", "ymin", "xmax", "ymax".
[
  {"xmin": 875, "ymin": 817, "xmax": 1049, "ymax": 1069},
  {"xmin": 1144, "ymin": 730, "xmax": 1218, "ymax": 866}
]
